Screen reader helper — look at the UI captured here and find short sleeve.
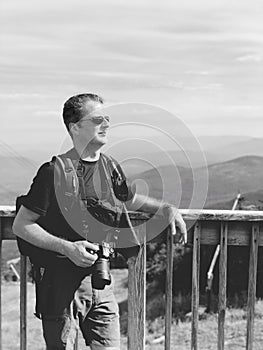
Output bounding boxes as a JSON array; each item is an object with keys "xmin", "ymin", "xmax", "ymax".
[{"xmin": 21, "ymin": 162, "xmax": 55, "ymax": 216}]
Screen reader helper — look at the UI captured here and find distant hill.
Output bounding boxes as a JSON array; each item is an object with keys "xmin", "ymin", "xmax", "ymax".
[
  {"xmin": 211, "ymin": 137, "xmax": 263, "ymax": 161},
  {"xmin": 110, "ymin": 137, "xmax": 263, "ymax": 175},
  {"xmin": 196, "ymin": 135, "xmax": 253, "ymax": 150},
  {"xmin": 0, "ymin": 156, "xmax": 38, "ymax": 205},
  {"xmin": 130, "ymin": 155, "xmax": 263, "ymax": 208},
  {"xmin": 205, "ymin": 155, "xmax": 263, "ymax": 204},
  {"xmin": 4, "ymin": 135, "xmax": 263, "ymax": 177},
  {"xmin": 1, "ymin": 154, "xmax": 263, "ymax": 208}
]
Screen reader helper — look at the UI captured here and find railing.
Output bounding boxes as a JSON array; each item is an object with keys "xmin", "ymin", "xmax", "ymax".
[{"xmin": 1, "ymin": 206, "xmax": 263, "ymax": 350}]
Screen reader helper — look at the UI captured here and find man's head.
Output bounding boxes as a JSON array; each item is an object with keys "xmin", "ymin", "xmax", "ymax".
[
  {"xmin": 63, "ymin": 93, "xmax": 104, "ymax": 131},
  {"xmin": 63, "ymin": 93, "xmax": 109, "ymax": 148}
]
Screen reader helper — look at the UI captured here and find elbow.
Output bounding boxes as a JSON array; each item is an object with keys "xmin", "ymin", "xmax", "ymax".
[
  {"xmin": 12, "ymin": 217, "xmax": 23, "ymax": 237},
  {"xmin": 127, "ymin": 193, "xmax": 145, "ymax": 212},
  {"xmin": 12, "ymin": 218, "xmax": 19, "ymax": 236}
]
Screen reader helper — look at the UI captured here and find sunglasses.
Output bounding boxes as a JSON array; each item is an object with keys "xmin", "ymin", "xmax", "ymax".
[{"xmin": 80, "ymin": 116, "xmax": 110, "ymax": 125}]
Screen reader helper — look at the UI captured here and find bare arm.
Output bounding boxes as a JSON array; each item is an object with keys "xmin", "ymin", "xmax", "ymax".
[
  {"xmin": 126, "ymin": 193, "xmax": 187, "ymax": 244},
  {"xmin": 12, "ymin": 205, "xmax": 99, "ymax": 267}
]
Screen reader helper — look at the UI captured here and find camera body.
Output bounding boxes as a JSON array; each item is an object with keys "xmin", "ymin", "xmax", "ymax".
[{"xmin": 91, "ymin": 241, "xmax": 115, "ymax": 290}]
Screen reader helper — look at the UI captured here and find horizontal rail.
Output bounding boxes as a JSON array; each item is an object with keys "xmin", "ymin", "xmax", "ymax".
[
  {"xmin": 2, "ymin": 216, "xmax": 263, "ymax": 247},
  {"xmin": 2, "ymin": 206, "xmax": 263, "ymax": 221}
]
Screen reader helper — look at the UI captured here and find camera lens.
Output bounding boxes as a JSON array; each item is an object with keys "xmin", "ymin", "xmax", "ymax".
[{"xmin": 91, "ymin": 258, "xmax": 111, "ymax": 290}]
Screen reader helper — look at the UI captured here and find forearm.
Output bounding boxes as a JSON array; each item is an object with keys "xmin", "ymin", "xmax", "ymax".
[
  {"xmin": 127, "ymin": 193, "xmax": 171, "ymax": 214},
  {"xmin": 127, "ymin": 193, "xmax": 187, "ymax": 242},
  {"xmin": 13, "ymin": 206, "xmax": 99, "ymax": 267},
  {"xmin": 13, "ymin": 220, "xmax": 71, "ymax": 256}
]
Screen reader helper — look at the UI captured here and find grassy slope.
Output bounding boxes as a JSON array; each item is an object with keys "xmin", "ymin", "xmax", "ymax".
[
  {"xmin": 207, "ymin": 189, "xmax": 263, "ymax": 210},
  {"xmin": 144, "ymin": 291, "xmax": 263, "ymax": 349},
  {"xmin": 145, "ymin": 303, "xmax": 263, "ymax": 350},
  {"xmin": 2, "ymin": 270, "xmax": 263, "ymax": 350},
  {"xmin": 2, "ymin": 282, "xmax": 44, "ymax": 350}
]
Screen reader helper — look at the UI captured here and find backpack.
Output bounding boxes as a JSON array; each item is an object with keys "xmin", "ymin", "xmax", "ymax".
[{"xmin": 16, "ymin": 152, "xmax": 140, "ymax": 268}]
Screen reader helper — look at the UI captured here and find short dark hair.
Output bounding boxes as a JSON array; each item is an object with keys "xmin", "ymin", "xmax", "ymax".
[{"xmin": 63, "ymin": 93, "xmax": 104, "ymax": 131}]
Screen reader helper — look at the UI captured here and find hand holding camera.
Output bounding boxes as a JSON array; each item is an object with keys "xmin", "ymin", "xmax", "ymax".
[
  {"xmin": 63, "ymin": 240, "xmax": 99, "ymax": 268},
  {"xmin": 63, "ymin": 239, "xmax": 114, "ymax": 290}
]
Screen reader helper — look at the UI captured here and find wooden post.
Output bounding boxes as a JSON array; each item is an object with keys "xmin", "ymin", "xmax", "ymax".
[
  {"xmin": 165, "ymin": 226, "xmax": 174, "ymax": 350},
  {"xmin": 246, "ymin": 223, "xmax": 259, "ymax": 350},
  {"xmin": 0, "ymin": 218, "xmax": 2, "ymax": 350},
  {"xmin": 218, "ymin": 222, "xmax": 228, "ymax": 350},
  {"xmin": 20, "ymin": 255, "xmax": 27, "ymax": 350},
  {"xmin": 191, "ymin": 222, "xmax": 201, "ymax": 350},
  {"xmin": 128, "ymin": 224, "xmax": 146, "ymax": 350}
]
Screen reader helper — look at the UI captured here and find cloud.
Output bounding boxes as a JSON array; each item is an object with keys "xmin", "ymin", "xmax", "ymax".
[
  {"xmin": 186, "ymin": 70, "xmax": 212, "ymax": 76},
  {"xmin": 236, "ymin": 54, "xmax": 263, "ymax": 62},
  {"xmin": 34, "ymin": 110, "xmax": 58, "ymax": 116},
  {"xmin": 1, "ymin": 0, "xmax": 263, "ymax": 141},
  {"xmin": 222, "ymin": 105, "xmax": 263, "ymax": 113},
  {"xmin": 185, "ymin": 83, "xmax": 223, "ymax": 91},
  {"xmin": 0, "ymin": 93, "xmax": 43, "ymax": 99}
]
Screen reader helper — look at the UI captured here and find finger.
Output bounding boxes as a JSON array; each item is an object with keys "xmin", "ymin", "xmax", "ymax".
[
  {"xmin": 179, "ymin": 235, "xmax": 185, "ymax": 245},
  {"xmin": 182, "ymin": 224, "xmax": 188, "ymax": 244},
  {"xmin": 170, "ymin": 220, "xmax": 176, "ymax": 236},
  {"xmin": 85, "ymin": 252, "xmax": 98, "ymax": 262},
  {"xmin": 90, "ymin": 253, "xmax": 98, "ymax": 261},
  {"xmin": 178, "ymin": 229, "xmax": 186, "ymax": 245},
  {"xmin": 177, "ymin": 221, "xmax": 187, "ymax": 244},
  {"xmin": 184, "ymin": 231, "xmax": 187, "ymax": 244},
  {"xmin": 79, "ymin": 260, "xmax": 95, "ymax": 268},
  {"xmin": 81, "ymin": 241, "xmax": 100, "ymax": 251}
]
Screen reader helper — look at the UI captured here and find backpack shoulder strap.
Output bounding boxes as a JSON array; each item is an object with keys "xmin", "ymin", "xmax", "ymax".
[
  {"xmin": 53, "ymin": 155, "xmax": 79, "ymax": 199},
  {"xmin": 100, "ymin": 154, "xmax": 120, "ymax": 198}
]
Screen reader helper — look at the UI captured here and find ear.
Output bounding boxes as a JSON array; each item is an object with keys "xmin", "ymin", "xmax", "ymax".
[{"xmin": 69, "ymin": 122, "xmax": 79, "ymax": 135}]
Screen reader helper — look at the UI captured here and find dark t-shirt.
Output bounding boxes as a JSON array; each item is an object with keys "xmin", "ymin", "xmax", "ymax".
[{"xmin": 22, "ymin": 149, "xmax": 134, "ymax": 243}]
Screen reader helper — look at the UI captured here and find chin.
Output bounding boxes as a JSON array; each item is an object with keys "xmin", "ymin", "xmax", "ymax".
[
  {"xmin": 99, "ymin": 136, "xmax": 108, "ymax": 143},
  {"xmin": 96, "ymin": 137, "xmax": 108, "ymax": 146}
]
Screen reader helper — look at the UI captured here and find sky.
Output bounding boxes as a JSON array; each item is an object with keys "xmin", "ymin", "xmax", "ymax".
[{"xmin": 0, "ymin": 0, "xmax": 263, "ymax": 160}]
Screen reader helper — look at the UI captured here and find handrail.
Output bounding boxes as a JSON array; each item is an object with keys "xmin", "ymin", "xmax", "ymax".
[
  {"xmin": 1, "ymin": 206, "xmax": 263, "ymax": 350},
  {"xmin": 3, "ymin": 206, "xmax": 263, "ymax": 220}
]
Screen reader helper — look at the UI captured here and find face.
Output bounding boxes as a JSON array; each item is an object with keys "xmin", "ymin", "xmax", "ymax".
[{"xmin": 71, "ymin": 101, "xmax": 110, "ymax": 147}]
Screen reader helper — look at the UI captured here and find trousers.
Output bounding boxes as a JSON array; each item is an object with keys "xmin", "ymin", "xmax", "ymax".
[{"xmin": 38, "ymin": 265, "xmax": 120, "ymax": 349}]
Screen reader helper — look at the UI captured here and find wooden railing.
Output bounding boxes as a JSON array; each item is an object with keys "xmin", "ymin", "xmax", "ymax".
[{"xmin": 1, "ymin": 206, "xmax": 263, "ymax": 350}]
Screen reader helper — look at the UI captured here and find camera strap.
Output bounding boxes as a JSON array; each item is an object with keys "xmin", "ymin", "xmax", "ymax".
[
  {"xmin": 101, "ymin": 155, "xmax": 140, "ymax": 246},
  {"xmin": 100, "ymin": 155, "xmax": 123, "ymax": 226}
]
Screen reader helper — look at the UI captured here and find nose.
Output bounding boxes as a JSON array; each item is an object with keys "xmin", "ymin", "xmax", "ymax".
[{"xmin": 101, "ymin": 118, "xmax": 110, "ymax": 128}]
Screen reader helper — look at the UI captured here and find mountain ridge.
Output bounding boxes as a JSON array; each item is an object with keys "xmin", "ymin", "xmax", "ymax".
[
  {"xmin": 129, "ymin": 155, "xmax": 263, "ymax": 208},
  {"xmin": 1, "ymin": 154, "xmax": 263, "ymax": 208}
]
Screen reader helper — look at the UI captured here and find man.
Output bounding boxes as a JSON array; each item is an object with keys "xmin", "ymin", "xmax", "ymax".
[{"xmin": 13, "ymin": 93, "xmax": 187, "ymax": 350}]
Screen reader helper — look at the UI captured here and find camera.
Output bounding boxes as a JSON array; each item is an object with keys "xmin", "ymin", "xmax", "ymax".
[{"xmin": 91, "ymin": 241, "xmax": 115, "ymax": 290}]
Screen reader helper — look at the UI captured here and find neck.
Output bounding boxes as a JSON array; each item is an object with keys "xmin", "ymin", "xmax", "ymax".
[{"xmin": 73, "ymin": 141, "xmax": 102, "ymax": 161}]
